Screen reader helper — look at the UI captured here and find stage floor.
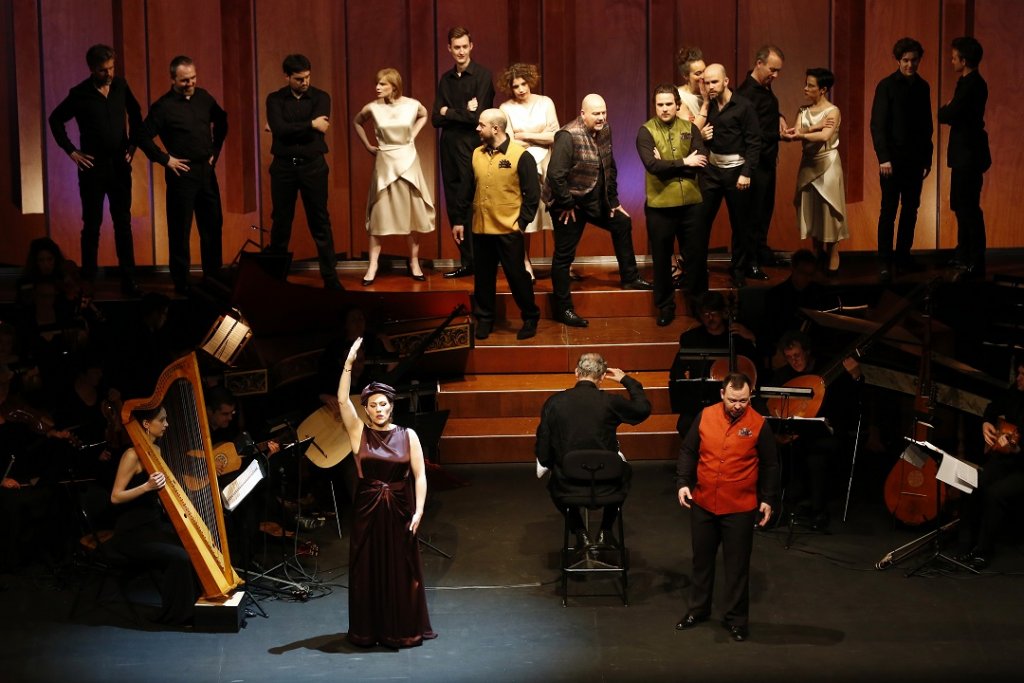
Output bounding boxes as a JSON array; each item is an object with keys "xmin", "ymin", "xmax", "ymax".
[{"xmin": 2, "ymin": 461, "xmax": 1022, "ymax": 683}]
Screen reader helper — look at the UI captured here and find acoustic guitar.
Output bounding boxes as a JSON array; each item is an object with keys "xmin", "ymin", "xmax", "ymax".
[
  {"xmin": 296, "ymin": 398, "xmax": 369, "ymax": 469},
  {"xmin": 986, "ymin": 418, "xmax": 1020, "ymax": 455}
]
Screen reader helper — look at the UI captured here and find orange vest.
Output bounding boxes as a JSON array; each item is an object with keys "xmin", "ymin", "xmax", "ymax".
[{"xmin": 693, "ymin": 404, "xmax": 766, "ymax": 514}]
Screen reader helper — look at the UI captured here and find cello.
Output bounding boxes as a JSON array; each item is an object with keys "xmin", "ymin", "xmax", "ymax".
[{"xmin": 708, "ymin": 291, "xmax": 758, "ymax": 386}]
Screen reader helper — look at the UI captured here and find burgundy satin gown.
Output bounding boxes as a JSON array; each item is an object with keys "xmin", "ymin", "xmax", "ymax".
[{"xmin": 346, "ymin": 425, "xmax": 436, "ymax": 648}]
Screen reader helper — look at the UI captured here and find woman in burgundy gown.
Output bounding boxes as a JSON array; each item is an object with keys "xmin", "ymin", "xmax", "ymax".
[{"xmin": 337, "ymin": 338, "xmax": 436, "ymax": 648}]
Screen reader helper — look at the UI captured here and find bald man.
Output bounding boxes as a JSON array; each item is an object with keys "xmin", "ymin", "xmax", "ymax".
[
  {"xmin": 700, "ymin": 64, "xmax": 761, "ymax": 288},
  {"xmin": 543, "ymin": 94, "xmax": 652, "ymax": 328},
  {"xmin": 453, "ymin": 109, "xmax": 540, "ymax": 341}
]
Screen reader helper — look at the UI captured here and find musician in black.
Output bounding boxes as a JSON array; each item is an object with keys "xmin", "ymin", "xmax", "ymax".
[
  {"xmin": 110, "ymin": 405, "xmax": 197, "ymax": 625},
  {"xmin": 958, "ymin": 361, "xmax": 1024, "ymax": 570},
  {"xmin": 669, "ymin": 291, "xmax": 759, "ymax": 437},
  {"xmin": 768, "ymin": 330, "xmax": 863, "ymax": 528}
]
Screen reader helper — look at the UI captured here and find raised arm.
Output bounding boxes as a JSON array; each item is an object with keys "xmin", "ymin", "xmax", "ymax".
[{"xmin": 337, "ymin": 338, "xmax": 366, "ymax": 453}]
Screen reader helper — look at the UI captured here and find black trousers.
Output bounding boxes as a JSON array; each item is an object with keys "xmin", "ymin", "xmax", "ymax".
[
  {"xmin": 748, "ymin": 162, "xmax": 777, "ymax": 266},
  {"xmin": 877, "ymin": 162, "xmax": 926, "ymax": 264},
  {"xmin": 78, "ymin": 157, "xmax": 136, "ymax": 281},
  {"xmin": 471, "ymin": 231, "xmax": 539, "ymax": 324},
  {"xmin": 965, "ymin": 453, "xmax": 1024, "ymax": 557},
  {"xmin": 268, "ymin": 156, "xmax": 337, "ymax": 281},
  {"xmin": 549, "ymin": 207, "xmax": 640, "ymax": 314},
  {"xmin": 646, "ymin": 203, "xmax": 706, "ymax": 310},
  {"xmin": 950, "ymin": 167, "xmax": 987, "ymax": 270},
  {"xmin": 116, "ymin": 523, "xmax": 197, "ymax": 625},
  {"xmin": 165, "ymin": 162, "xmax": 223, "ymax": 287},
  {"xmin": 439, "ymin": 131, "xmax": 478, "ymax": 268},
  {"xmin": 702, "ymin": 165, "xmax": 753, "ymax": 275},
  {"xmin": 689, "ymin": 502, "xmax": 757, "ymax": 627}
]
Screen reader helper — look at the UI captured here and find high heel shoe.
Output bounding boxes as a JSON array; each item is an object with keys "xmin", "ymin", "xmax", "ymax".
[
  {"xmin": 407, "ymin": 259, "xmax": 426, "ymax": 282},
  {"xmin": 361, "ymin": 273, "xmax": 376, "ymax": 286}
]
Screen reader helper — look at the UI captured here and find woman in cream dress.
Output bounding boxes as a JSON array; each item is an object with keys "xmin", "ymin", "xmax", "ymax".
[
  {"xmin": 498, "ymin": 63, "xmax": 558, "ymax": 281},
  {"xmin": 783, "ymin": 68, "xmax": 848, "ymax": 273},
  {"xmin": 353, "ymin": 68, "xmax": 435, "ymax": 285}
]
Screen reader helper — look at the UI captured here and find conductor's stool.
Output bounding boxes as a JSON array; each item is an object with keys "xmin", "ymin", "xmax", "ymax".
[{"xmin": 553, "ymin": 449, "xmax": 630, "ymax": 606}]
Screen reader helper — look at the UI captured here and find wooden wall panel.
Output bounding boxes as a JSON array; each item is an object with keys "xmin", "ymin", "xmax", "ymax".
[
  {"xmin": 3, "ymin": 0, "xmax": 1024, "ymax": 275},
  {"xmin": 0, "ymin": 0, "xmax": 47, "ymax": 265},
  {"xmin": 974, "ymin": 0, "xmax": 1018, "ymax": 248}
]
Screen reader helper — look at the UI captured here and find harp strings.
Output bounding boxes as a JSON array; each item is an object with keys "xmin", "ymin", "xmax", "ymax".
[{"xmin": 165, "ymin": 378, "xmax": 224, "ymax": 554}]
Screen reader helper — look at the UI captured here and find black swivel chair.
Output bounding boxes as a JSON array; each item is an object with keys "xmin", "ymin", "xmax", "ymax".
[{"xmin": 553, "ymin": 449, "xmax": 630, "ymax": 606}]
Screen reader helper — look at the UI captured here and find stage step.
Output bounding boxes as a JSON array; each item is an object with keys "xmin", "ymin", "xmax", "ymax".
[
  {"xmin": 438, "ymin": 414, "xmax": 681, "ymax": 464},
  {"xmin": 437, "ymin": 372, "xmax": 672, "ymax": 417}
]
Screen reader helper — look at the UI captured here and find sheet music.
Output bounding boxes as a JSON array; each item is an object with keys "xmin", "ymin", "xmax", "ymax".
[
  {"xmin": 202, "ymin": 316, "xmax": 251, "ymax": 363},
  {"xmin": 221, "ymin": 458, "xmax": 263, "ymax": 512},
  {"xmin": 936, "ymin": 453, "xmax": 979, "ymax": 494}
]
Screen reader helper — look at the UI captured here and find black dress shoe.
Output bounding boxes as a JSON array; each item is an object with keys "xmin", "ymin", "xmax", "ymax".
[
  {"xmin": 879, "ymin": 267, "xmax": 892, "ymax": 284},
  {"xmin": 574, "ymin": 530, "xmax": 592, "ymax": 550},
  {"xmin": 675, "ymin": 613, "xmax": 706, "ymax": 631},
  {"xmin": 724, "ymin": 623, "xmax": 749, "ymax": 642},
  {"xmin": 558, "ymin": 310, "xmax": 589, "ymax": 328},
  {"xmin": 361, "ymin": 277, "xmax": 375, "ymax": 287},
  {"xmin": 325, "ymin": 277, "xmax": 344, "ymax": 290},
  {"xmin": 516, "ymin": 319, "xmax": 538, "ymax": 340},
  {"xmin": 475, "ymin": 320, "xmax": 493, "ymax": 340},
  {"xmin": 657, "ymin": 309, "xmax": 675, "ymax": 327},
  {"xmin": 747, "ymin": 266, "xmax": 769, "ymax": 280},
  {"xmin": 622, "ymin": 276, "xmax": 654, "ymax": 290},
  {"xmin": 443, "ymin": 266, "xmax": 474, "ymax": 279},
  {"xmin": 410, "ymin": 273, "xmax": 426, "ymax": 282},
  {"xmin": 595, "ymin": 529, "xmax": 617, "ymax": 547}
]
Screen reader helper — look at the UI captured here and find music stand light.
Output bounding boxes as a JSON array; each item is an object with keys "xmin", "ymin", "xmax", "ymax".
[{"xmin": 200, "ymin": 309, "xmax": 253, "ymax": 366}]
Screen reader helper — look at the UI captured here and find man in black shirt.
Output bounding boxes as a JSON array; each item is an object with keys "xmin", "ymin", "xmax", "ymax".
[
  {"xmin": 735, "ymin": 45, "xmax": 786, "ymax": 277},
  {"xmin": 265, "ymin": 54, "xmax": 341, "ymax": 290},
  {"xmin": 700, "ymin": 64, "xmax": 761, "ymax": 288},
  {"xmin": 870, "ymin": 37, "xmax": 933, "ymax": 282},
  {"xmin": 137, "ymin": 55, "xmax": 228, "ymax": 294},
  {"xmin": 939, "ymin": 36, "xmax": 991, "ymax": 279},
  {"xmin": 432, "ymin": 26, "xmax": 495, "ymax": 279},
  {"xmin": 48, "ymin": 44, "xmax": 143, "ymax": 295}
]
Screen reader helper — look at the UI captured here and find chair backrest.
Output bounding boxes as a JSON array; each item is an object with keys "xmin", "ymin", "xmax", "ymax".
[{"xmin": 558, "ymin": 450, "xmax": 627, "ymax": 509}]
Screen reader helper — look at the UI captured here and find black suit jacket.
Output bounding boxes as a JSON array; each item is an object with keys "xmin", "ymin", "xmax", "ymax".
[
  {"xmin": 938, "ymin": 70, "xmax": 990, "ymax": 171},
  {"xmin": 536, "ymin": 377, "xmax": 651, "ymax": 495}
]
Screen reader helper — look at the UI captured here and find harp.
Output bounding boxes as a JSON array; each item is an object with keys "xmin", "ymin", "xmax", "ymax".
[{"xmin": 121, "ymin": 353, "xmax": 242, "ymax": 600}]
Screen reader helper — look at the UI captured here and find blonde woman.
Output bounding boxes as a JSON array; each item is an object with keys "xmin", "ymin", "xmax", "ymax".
[{"xmin": 353, "ymin": 68, "xmax": 435, "ymax": 285}]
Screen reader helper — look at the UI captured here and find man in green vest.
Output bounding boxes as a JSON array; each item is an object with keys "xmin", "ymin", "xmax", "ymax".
[
  {"xmin": 453, "ymin": 109, "xmax": 541, "ymax": 341},
  {"xmin": 636, "ymin": 85, "xmax": 708, "ymax": 326}
]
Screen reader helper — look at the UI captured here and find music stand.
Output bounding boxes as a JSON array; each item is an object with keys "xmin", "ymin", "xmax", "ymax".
[
  {"xmin": 670, "ymin": 348, "xmax": 730, "ymax": 415},
  {"xmin": 761, "ymin": 391, "xmax": 835, "ymax": 548},
  {"xmin": 241, "ymin": 436, "xmax": 322, "ymax": 598},
  {"xmin": 899, "ymin": 439, "xmax": 979, "ymax": 577}
]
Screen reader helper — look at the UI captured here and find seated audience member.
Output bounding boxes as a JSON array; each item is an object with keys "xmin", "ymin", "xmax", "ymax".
[{"xmin": 536, "ymin": 352, "xmax": 651, "ymax": 547}]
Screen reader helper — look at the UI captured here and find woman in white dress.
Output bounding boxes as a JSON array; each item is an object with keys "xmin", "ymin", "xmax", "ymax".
[
  {"xmin": 498, "ymin": 63, "xmax": 558, "ymax": 281},
  {"xmin": 675, "ymin": 45, "xmax": 707, "ymax": 126},
  {"xmin": 353, "ymin": 68, "xmax": 435, "ymax": 285},
  {"xmin": 782, "ymin": 68, "xmax": 848, "ymax": 274}
]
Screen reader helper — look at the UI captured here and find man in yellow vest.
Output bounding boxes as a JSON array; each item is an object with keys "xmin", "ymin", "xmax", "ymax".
[{"xmin": 453, "ymin": 109, "xmax": 540, "ymax": 340}]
